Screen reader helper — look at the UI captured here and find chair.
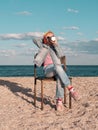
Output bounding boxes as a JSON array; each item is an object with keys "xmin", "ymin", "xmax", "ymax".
[{"xmin": 33, "ymin": 56, "xmax": 72, "ymax": 110}]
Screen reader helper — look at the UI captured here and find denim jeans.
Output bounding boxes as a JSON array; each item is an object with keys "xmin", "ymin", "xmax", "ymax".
[
  {"xmin": 44, "ymin": 64, "xmax": 64, "ymax": 98},
  {"xmin": 33, "ymin": 38, "xmax": 70, "ymax": 98}
]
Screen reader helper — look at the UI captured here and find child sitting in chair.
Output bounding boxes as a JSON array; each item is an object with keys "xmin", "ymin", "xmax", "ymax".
[{"xmin": 33, "ymin": 31, "xmax": 79, "ymax": 111}]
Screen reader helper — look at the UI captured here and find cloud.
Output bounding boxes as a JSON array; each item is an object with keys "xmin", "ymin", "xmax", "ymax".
[
  {"xmin": 0, "ymin": 32, "xmax": 66, "ymax": 41},
  {"xmin": 0, "ymin": 49, "xmax": 16, "ymax": 57},
  {"xmin": 0, "ymin": 32, "xmax": 43, "ymax": 40},
  {"xmin": 0, "ymin": 40, "xmax": 98, "ymax": 64},
  {"xmin": 77, "ymin": 32, "xmax": 83, "ymax": 36},
  {"xmin": 61, "ymin": 40, "xmax": 98, "ymax": 56},
  {"xmin": 67, "ymin": 8, "xmax": 79, "ymax": 13},
  {"xmin": 76, "ymin": 40, "xmax": 98, "ymax": 54},
  {"xmin": 18, "ymin": 40, "xmax": 98, "ymax": 57},
  {"xmin": 0, "ymin": 31, "xmax": 98, "ymax": 59},
  {"xmin": 15, "ymin": 43, "xmax": 28, "ymax": 48},
  {"xmin": 0, "ymin": 47, "xmax": 37, "ymax": 57},
  {"xmin": 94, "ymin": 38, "xmax": 98, "ymax": 41},
  {"xmin": 57, "ymin": 36, "xmax": 65, "ymax": 41},
  {"xmin": 63, "ymin": 26, "xmax": 79, "ymax": 30},
  {"xmin": 17, "ymin": 47, "xmax": 38, "ymax": 57},
  {"xmin": 16, "ymin": 11, "xmax": 32, "ymax": 15}
]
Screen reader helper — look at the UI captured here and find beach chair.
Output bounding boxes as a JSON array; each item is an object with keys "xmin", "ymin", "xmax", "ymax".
[{"xmin": 33, "ymin": 55, "xmax": 72, "ymax": 110}]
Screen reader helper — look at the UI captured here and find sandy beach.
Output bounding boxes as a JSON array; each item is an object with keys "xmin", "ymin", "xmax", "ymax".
[{"xmin": 0, "ymin": 77, "xmax": 98, "ymax": 130}]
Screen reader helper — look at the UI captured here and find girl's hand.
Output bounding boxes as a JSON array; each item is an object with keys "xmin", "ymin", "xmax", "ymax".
[{"xmin": 47, "ymin": 37, "xmax": 58, "ymax": 46}]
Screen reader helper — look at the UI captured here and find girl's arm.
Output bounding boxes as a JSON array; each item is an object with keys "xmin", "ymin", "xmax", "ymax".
[{"xmin": 32, "ymin": 37, "xmax": 43, "ymax": 48}]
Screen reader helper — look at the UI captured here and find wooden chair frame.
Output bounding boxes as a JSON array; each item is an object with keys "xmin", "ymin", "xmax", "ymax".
[{"xmin": 34, "ymin": 56, "xmax": 72, "ymax": 110}]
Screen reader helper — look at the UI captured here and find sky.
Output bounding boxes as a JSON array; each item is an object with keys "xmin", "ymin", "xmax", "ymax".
[{"xmin": 0, "ymin": 0, "xmax": 98, "ymax": 65}]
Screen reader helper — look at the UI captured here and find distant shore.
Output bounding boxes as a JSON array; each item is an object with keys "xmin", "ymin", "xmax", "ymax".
[{"xmin": 0, "ymin": 77, "xmax": 98, "ymax": 130}]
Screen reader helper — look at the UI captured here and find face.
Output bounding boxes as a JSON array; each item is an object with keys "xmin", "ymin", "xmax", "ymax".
[
  {"xmin": 43, "ymin": 31, "xmax": 57, "ymax": 45},
  {"xmin": 45, "ymin": 32, "xmax": 56, "ymax": 43}
]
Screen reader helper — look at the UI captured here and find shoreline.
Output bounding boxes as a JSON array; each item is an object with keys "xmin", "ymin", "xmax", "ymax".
[
  {"xmin": 0, "ymin": 77, "xmax": 98, "ymax": 130},
  {"xmin": 0, "ymin": 75, "xmax": 98, "ymax": 77}
]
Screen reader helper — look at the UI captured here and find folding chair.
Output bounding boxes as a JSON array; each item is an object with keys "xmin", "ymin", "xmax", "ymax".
[{"xmin": 33, "ymin": 56, "xmax": 72, "ymax": 110}]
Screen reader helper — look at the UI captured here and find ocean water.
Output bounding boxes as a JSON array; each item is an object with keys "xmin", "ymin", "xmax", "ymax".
[{"xmin": 0, "ymin": 65, "xmax": 98, "ymax": 77}]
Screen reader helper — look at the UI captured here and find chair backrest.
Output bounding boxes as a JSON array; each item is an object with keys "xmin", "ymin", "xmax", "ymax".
[
  {"xmin": 34, "ymin": 55, "xmax": 66, "ymax": 78},
  {"xmin": 60, "ymin": 56, "xmax": 66, "ymax": 71}
]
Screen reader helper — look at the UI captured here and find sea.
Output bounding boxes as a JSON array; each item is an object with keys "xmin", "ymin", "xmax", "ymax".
[{"xmin": 0, "ymin": 65, "xmax": 98, "ymax": 77}]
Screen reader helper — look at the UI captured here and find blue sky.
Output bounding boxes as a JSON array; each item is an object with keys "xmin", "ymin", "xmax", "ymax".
[{"xmin": 0, "ymin": 0, "xmax": 98, "ymax": 65}]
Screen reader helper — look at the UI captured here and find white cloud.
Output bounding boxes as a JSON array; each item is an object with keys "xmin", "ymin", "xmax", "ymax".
[
  {"xmin": 0, "ymin": 49, "xmax": 16, "ymax": 57},
  {"xmin": 63, "ymin": 26, "xmax": 79, "ymax": 30},
  {"xmin": 77, "ymin": 32, "xmax": 83, "ymax": 36},
  {"xmin": 61, "ymin": 40, "xmax": 98, "ymax": 56},
  {"xmin": 94, "ymin": 38, "xmax": 98, "ymax": 41},
  {"xmin": 16, "ymin": 11, "xmax": 32, "ymax": 15},
  {"xmin": 67, "ymin": 54, "xmax": 98, "ymax": 65},
  {"xmin": 0, "ymin": 39, "xmax": 98, "ymax": 65},
  {"xmin": 0, "ymin": 31, "xmax": 98, "ymax": 63},
  {"xmin": 67, "ymin": 8, "xmax": 79, "ymax": 13},
  {"xmin": 96, "ymin": 31, "xmax": 98, "ymax": 34},
  {"xmin": 0, "ymin": 32, "xmax": 66, "ymax": 42},
  {"xmin": 57, "ymin": 36, "xmax": 65, "ymax": 41},
  {"xmin": 15, "ymin": 43, "xmax": 28, "ymax": 48},
  {"xmin": 0, "ymin": 32, "xmax": 43, "ymax": 40}
]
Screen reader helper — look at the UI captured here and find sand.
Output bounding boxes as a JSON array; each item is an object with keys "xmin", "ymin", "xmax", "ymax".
[{"xmin": 0, "ymin": 77, "xmax": 98, "ymax": 130}]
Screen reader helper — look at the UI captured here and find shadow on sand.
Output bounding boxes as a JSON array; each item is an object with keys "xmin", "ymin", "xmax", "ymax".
[{"xmin": 0, "ymin": 79, "xmax": 55, "ymax": 109}]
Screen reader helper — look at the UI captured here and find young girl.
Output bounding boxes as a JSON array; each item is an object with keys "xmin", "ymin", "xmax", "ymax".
[{"xmin": 33, "ymin": 31, "xmax": 79, "ymax": 111}]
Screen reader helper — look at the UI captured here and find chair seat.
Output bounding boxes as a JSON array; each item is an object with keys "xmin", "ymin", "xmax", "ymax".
[{"xmin": 36, "ymin": 75, "xmax": 56, "ymax": 81}]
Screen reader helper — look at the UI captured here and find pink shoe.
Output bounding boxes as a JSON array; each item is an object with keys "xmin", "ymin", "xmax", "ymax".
[
  {"xmin": 56, "ymin": 98, "xmax": 64, "ymax": 111},
  {"xmin": 68, "ymin": 86, "xmax": 80, "ymax": 101}
]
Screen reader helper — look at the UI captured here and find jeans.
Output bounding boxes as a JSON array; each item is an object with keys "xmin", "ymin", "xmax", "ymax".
[
  {"xmin": 44, "ymin": 64, "xmax": 64, "ymax": 98},
  {"xmin": 33, "ymin": 38, "xmax": 70, "ymax": 98},
  {"xmin": 49, "ymin": 47, "xmax": 70, "ymax": 87}
]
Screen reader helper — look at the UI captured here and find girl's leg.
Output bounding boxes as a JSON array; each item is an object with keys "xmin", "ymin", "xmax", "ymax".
[
  {"xmin": 49, "ymin": 48, "xmax": 70, "ymax": 86},
  {"xmin": 49, "ymin": 47, "xmax": 79, "ymax": 101},
  {"xmin": 44, "ymin": 64, "xmax": 68, "ymax": 99},
  {"xmin": 44, "ymin": 64, "xmax": 55, "ymax": 77},
  {"xmin": 44, "ymin": 64, "xmax": 65, "ymax": 111},
  {"xmin": 56, "ymin": 76, "xmax": 64, "ymax": 98},
  {"xmin": 56, "ymin": 76, "xmax": 65, "ymax": 111},
  {"xmin": 44, "ymin": 64, "xmax": 64, "ymax": 99}
]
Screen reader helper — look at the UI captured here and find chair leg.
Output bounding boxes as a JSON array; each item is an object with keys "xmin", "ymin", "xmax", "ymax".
[
  {"xmin": 69, "ymin": 77, "xmax": 72, "ymax": 109},
  {"xmin": 64, "ymin": 87, "xmax": 66, "ymax": 104},
  {"xmin": 34, "ymin": 78, "xmax": 37, "ymax": 107},
  {"xmin": 41, "ymin": 80, "xmax": 44, "ymax": 110},
  {"xmin": 69, "ymin": 92, "xmax": 72, "ymax": 109},
  {"xmin": 34, "ymin": 78, "xmax": 72, "ymax": 110}
]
